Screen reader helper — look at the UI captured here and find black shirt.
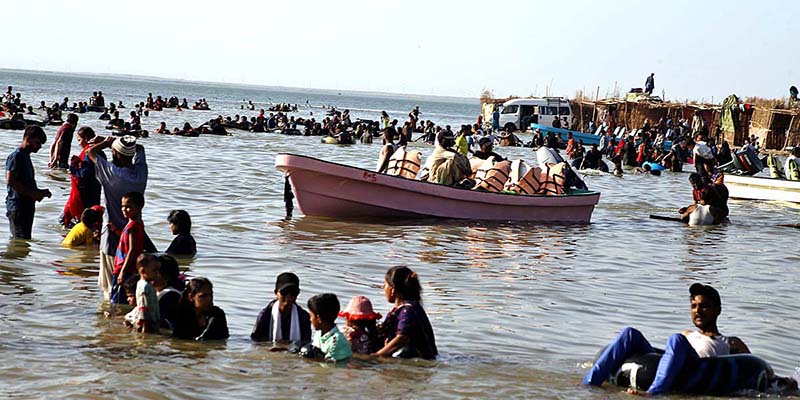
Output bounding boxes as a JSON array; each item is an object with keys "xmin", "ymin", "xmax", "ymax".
[
  {"xmin": 473, "ymin": 150, "xmax": 506, "ymax": 161},
  {"xmin": 173, "ymin": 304, "xmax": 229, "ymax": 341},
  {"xmin": 166, "ymin": 233, "xmax": 197, "ymax": 256}
]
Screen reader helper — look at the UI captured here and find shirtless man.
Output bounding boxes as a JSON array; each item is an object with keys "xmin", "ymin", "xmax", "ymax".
[{"xmin": 583, "ymin": 283, "xmax": 749, "ymax": 395}]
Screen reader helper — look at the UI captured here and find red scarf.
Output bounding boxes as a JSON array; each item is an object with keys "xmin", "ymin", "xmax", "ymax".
[{"xmin": 62, "ymin": 148, "xmax": 87, "ymax": 226}]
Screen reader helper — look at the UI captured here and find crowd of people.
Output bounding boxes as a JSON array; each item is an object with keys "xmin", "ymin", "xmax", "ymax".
[
  {"xmin": 4, "ymin": 83, "xmax": 799, "ymax": 392},
  {"xmin": 4, "ymin": 104, "xmax": 438, "ymax": 362}
]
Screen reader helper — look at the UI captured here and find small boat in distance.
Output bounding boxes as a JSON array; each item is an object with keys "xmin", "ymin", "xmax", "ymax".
[
  {"xmin": 724, "ymin": 174, "xmax": 800, "ymax": 203},
  {"xmin": 275, "ymin": 153, "xmax": 601, "ymax": 223}
]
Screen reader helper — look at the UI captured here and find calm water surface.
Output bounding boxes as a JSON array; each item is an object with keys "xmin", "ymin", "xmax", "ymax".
[{"xmin": 1, "ymin": 70, "xmax": 799, "ymax": 399}]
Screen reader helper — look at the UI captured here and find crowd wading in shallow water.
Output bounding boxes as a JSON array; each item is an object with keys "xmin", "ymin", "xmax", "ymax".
[{"xmin": 3, "ymin": 83, "xmax": 798, "ymax": 393}]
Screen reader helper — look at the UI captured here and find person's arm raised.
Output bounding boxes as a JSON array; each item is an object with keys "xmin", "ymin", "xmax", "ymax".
[{"xmin": 86, "ymin": 136, "xmax": 113, "ymax": 163}]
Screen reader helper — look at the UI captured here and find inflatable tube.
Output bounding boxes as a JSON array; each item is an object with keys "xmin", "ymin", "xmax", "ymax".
[
  {"xmin": 0, "ymin": 119, "xmax": 26, "ymax": 130},
  {"xmin": 642, "ymin": 161, "xmax": 666, "ymax": 172},
  {"xmin": 321, "ymin": 136, "xmax": 354, "ymax": 145},
  {"xmin": 23, "ymin": 117, "xmax": 46, "ymax": 127},
  {"xmin": 611, "ymin": 352, "xmax": 772, "ymax": 395}
]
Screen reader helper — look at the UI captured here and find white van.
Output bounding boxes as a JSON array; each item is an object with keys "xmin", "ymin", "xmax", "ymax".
[{"xmin": 498, "ymin": 97, "xmax": 571, "ymax": 131}]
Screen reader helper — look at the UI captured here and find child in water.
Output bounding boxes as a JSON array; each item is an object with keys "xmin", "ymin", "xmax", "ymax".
[
  {"xmin": 111, "ymin": 192, "xmax": 146, "ymax": 304},
  {"xmin": 306, "ymin": 293, "xmax": 352, "ymax": 362},
  {"xmin": 123, "ymin": 254, "xmax": 161, "ymax": 333},
  {"xmin": 339, "ymin": 296, "xmax": 382, "ymax": 354},
  {"xmin": 61, "ymin": 206, "xmax": 103, "ymax": 247},
  {"xmin": 374, "ymin": 266, "xmax": 438, "ymax": 360},
  {"xmin": 165, "ymin": 210, "xmax": 196, "ymax": 256}
]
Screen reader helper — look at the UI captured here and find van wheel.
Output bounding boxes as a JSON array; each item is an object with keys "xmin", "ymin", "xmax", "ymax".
[{"xmin": 504, "ymin": 123, "xmax": 517, "ymax": 132}]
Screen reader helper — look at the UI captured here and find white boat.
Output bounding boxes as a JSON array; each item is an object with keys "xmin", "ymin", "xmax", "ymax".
[{"xmin": 724, "ymin": 174, "xmax": 800, "ymax": 203}]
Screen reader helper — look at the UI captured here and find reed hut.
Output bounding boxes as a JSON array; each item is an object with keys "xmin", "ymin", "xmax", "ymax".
[{"xmin": 749, "ymin": 108, "xmax": 799, "ymax": 150}]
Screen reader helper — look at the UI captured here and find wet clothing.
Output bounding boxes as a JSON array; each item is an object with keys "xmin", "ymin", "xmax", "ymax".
[
  {"xmin": 251, "ymin": 300, "xmax": 312, "ymax": 343},
  {"xmin": 582, "ymin": 149, "xmax": 603, "ymax": 169},
  {"xmin": 62, "ymin": 222, "xmax": 94, "ymax": 247},
  {"xmin": 54, "ymin": 123, "xmax": 76, "ymax": 168},
  {"xmin": 6, "ymin": 148, "xmax": 36, "ymax": 212},
  {"xmin": 113, "ymin": 219, "xmax": 145, "ymax": 276},
  {"xmin": 166, "ymin": 233, "xmax": 196, "ymax": 256},
  {"xmin": 173, "ymin": 304, "xmax": 229, "ymax": 341},
  {"xmin": 312, "ymin": 325, "xmax": 352, "ymax": 362},
  {"xmin": 5, "ymin": 147, "xmax": 38, "ymax": 238},
  {"xmin": 63, "ymin": 148, "xmax": 104, "ymax": 227},
  {"xmin": 342, "ymin": 324, "xmax": 380, "ymax": 354},
  {"xmin": 124, "ymin": 279, "xmax": 160, "ymax": 331},
  {"xmin": 95, "ymin": 146, "xmax": 147, "ymax": 256},
  {"xmin": 158, "ymin": 287, "xmax": 182, "ymax": 330},
  {"xmin": 693, "ymin": 182, "xmax": 729, "ymax": 224},
  {"xmin": 584, "ymin": 327, "xmax": 733, "ymax": 395},
  {"xmin": 381, "ymin": 301, "xmax": 437, "ymax": 360}
]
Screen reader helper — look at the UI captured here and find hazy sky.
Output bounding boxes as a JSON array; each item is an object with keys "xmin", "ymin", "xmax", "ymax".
[{"xmin": 5, "ymin": 0, "xmax": 799, "ymax": 101}]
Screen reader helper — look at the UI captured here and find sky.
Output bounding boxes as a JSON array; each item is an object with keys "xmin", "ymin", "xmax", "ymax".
[{"xmin": 4, "ymin": 0, "xmax": 800, "ymax": 101}]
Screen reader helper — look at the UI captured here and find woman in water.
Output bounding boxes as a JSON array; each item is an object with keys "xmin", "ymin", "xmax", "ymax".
[
  {"xmin": 172, "ymin": 277, "xmax": 229, "ymax": 341},
  {"xmin": 374, "ymin": 266, "xmax": 437, "ymax": 360}
]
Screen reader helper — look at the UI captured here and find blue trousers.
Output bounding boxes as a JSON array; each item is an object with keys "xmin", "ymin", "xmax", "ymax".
[{"xmin": 583, "ymin": 327, "xmax": 700, "ymax": 395}]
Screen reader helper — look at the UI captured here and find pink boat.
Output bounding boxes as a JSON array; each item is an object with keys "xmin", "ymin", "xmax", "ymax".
[{"xmin": 275, "ymin": 153, "xmax": 601, "ymax": 223}]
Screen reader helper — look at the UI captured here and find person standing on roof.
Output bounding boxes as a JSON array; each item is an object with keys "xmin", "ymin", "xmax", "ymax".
[{"xmin": 645, "ymin": 73, "xmax": 655, "ymax": 95}]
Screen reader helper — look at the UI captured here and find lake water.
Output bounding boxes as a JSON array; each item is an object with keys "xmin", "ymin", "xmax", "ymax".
[{"xmin": 1, "ymin": 69, "xmax": 799, "ymax": 399}]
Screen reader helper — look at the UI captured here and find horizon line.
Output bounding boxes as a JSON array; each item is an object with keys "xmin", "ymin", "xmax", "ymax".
[{"xmin": 0, "ymin": 67, "xmax": 480, "ymax": 103}]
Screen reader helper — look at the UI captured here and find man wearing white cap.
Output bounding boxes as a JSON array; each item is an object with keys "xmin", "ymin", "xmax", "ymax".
[{"xmin": 87, "ymin": 135, "xmax": 148, "ymax": 301}]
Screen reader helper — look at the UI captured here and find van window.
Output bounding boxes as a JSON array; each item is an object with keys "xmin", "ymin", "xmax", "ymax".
[
  {"xmin": 502, "ymin": 105, "xmax": 518, "ymax": 114},
  {"xmin": 559, "ymin": 106, "xmax": 571, "ymax": 115},
  {"xmin": 520, "ymin": 105, "xmax": 535, "ymax": 117},
  {"xmin": 540, "ymin": 106, "xmax": 555, "ymax": 115}
]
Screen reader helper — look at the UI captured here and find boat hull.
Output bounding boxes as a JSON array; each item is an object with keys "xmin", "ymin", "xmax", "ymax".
[
  {"xmin": 275, "ymin": 154, "xmax": 600, "ymax": 223},
  {"xmin": 725, "ymin": 175, "xmax": 800, "ymax": 203}
]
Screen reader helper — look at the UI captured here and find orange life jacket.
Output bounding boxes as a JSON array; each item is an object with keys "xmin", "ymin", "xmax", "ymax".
[
  {"xmin": 506, "ymin": 165, "xmax": 543, "ymax": 195},
  {"xmin": 386, "ymin": 147, "xmax": 421, "ymax": 179},
  {"xmin": 473, "ymin": 160, "xmax": 511, "ymax": 192},
  {"xmin": 537, "ymin": 162, "xmax": 567, "ymax": 195}
]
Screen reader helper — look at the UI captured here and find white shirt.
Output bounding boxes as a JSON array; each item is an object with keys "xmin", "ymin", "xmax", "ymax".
[
  {"xmin": 686, "ymin": 331, "xmax": 730, "ymax": 357},
  {"xmin": 693, "ymin": 141, "xmax": 714, "ymax": 160}
]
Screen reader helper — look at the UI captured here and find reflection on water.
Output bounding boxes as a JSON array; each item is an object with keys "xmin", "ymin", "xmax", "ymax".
[{"xmin": 1, "ymin": 70, "xmax": 799, "ymax": 398}]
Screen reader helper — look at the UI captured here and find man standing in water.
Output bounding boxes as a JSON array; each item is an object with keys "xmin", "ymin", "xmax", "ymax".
[
  {"xmin": 87, "ymin": 135, "xmax": 147, "ymax": 301},
  {"xmin": 49, "ymin": 113, "xmax": 79, "ymax": 168},
  {"xmin": 583, "ymin": 283, "xmax": 749, "ymax": 395},
  {"xmin": 5, "ymin": 126, "xmax": 52, "ymax": 238}
]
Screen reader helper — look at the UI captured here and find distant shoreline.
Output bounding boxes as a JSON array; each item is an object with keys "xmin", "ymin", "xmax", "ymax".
[{"xmin": 0, "ymin": 67, "xmax": 478, "ymax": 104}]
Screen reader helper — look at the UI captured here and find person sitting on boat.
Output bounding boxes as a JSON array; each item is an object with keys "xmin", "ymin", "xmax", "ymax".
[
  {"xmin": 377, "ymin": 129, "xmax": 398, "ymax": 173},
  {"xmin": 472, "ymin": 137, "xmax": 506, "ymax": 161},
  {"xmin": 784, "ymin": 146, "xmax": 800, "ymax": 181},
  {"xmin": 552, "ymin": 115, "xmax": 562, "ymax": 129},
  {"xmin": 583, "ymin": 283, "xmax": 762, "ymax": 396},
  {"xmin": 421, "ymin": 130, "xmax": 472, "ymax": 188},
  {"xmin": 679, "ymin": 173, "xmax": 729, "ymax": 224}
]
